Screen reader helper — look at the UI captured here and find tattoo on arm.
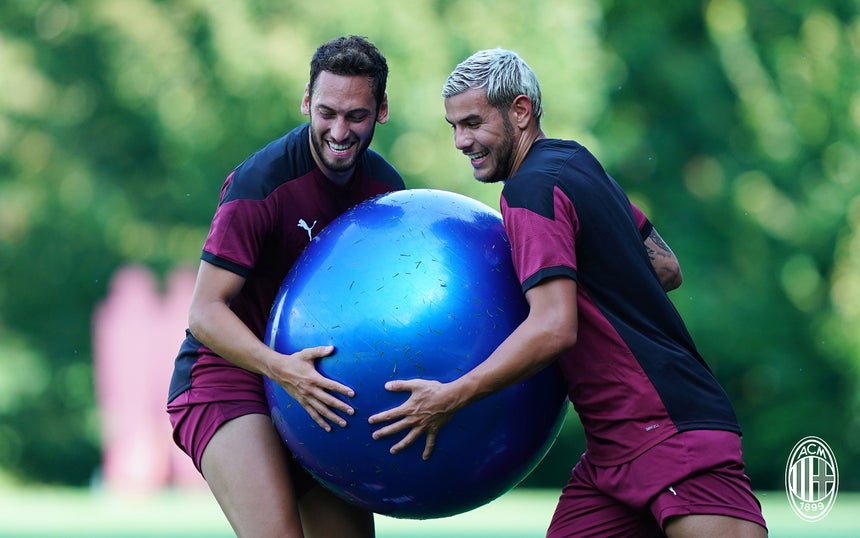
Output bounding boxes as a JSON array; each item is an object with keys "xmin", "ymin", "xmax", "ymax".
[
  {"xmin": 647, "ymin": 228, "xmax": 672, "ymax": 260},
  {"xmin": 645, "ymin": 228, "xmax": 681, "ymax": 290}
]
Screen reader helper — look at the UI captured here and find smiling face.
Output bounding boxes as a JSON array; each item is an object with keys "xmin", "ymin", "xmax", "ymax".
[
  {"xmin": 444, "ymin": 88, "xmax": 518, "ymax": 184},
  {"xmin": 302, "ymin": 71, "xmax": 388, "ymax": 185}
]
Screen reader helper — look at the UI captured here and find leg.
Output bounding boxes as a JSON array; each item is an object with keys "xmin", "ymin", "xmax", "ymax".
[
  {"xmin": 646, "ymin": 431, "xmax": 768, "ymax": 536},
  {"xmin": 299, "ymin": 485, "xmax": 374, "ymax": 538},
  {"xmin": 548, "ymin": 494, "xmax": 662, "ymax": 538},
  {"xmin": 201, "ymin": 414, "xmax": 303, "ymax": 538},
  {"xmin": 547, "ymin": 456, "xmax": 663, "ymax": 538},
  {"xmin": 665, "ymin": 514, "xmax": 767, "ymax": 537}
]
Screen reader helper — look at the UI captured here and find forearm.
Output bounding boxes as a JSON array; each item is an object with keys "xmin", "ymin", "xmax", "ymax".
[
  {"xmin": 450, "ymin": 313, "xmax": 574, "ymax": 409},
  {"xmin": 644, "ymin": 229, "xmax": 682, "ymax": 291},
  {"xmin": 369, "ymin": 277, "xmax": 577, "ymax": 457},
  {"xmin": 189, "ymin": 301, "xmax": 275, "ymax": 377},
  {"xmin": 654, "ymin": 264, "xmax": 682, "ymax": 291}
]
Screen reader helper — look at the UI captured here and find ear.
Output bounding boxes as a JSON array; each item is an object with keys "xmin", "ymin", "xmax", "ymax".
[
  {"xmin": 301, "ymin": 83, "xmax": 311, "ymax": 115},
  {"xmin": 510, "ymin": 94, "xmax": 533, "ymax": 129},
  {"xmin": 375, "ymin": 92, "xmax": 389, "ymax": 124}
]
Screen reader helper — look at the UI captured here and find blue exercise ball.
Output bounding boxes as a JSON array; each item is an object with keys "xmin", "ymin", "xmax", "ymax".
[{"xmin": 264, "ymin": 189, "xmax": 568, "ymax": 519}]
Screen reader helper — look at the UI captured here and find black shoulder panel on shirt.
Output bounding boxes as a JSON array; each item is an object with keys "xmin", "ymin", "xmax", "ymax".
[
  {"xmin": 501, "ymin": 139, "xmax": 585, "ymax": 220},
  {"xmin": 222, "ymin": 124, "xmax": 315, "ymax": 204},
  {"xmin": 220, "ymin": 124, "xmax": 404, "ymax": 203},
  {"xmin": 358, "ymin": 148, "xmax": 405, "ymax": 190}
]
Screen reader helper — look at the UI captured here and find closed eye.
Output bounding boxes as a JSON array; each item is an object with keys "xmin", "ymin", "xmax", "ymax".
[{"xmin": 347, "ymin": 112, "xmax": 371, "ymax": 122}]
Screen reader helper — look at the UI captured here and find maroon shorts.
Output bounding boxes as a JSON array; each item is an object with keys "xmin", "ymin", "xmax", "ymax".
[
  {"xmin": 547, "ymin": 430, "xmax": 767, "ymax": 537},
  {"xmin": 167, "ymin": 372, "xmax": 317, "ymax": 497}
]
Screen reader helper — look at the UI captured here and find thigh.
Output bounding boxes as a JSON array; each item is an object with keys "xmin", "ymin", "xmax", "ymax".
[
  {"xmin": 168, "ymin": 394, "xmax": 269, "ymax": 472},
  {"xmin": 648, "ymin": 431, "xmax": 767, "ymax": 533},
  {"xmin": 299, "ymin": 485, "xmax": 374, "ymax": 538},
  {"xmin": 201, "ymin": 413, "xmax": 304, "ymax": 538},
  {"xmin": 167, "ymin": 361, "xmax": 270, "ymax": 473},
  {"xmin": 664, "ymin": 514, "xmax": 768, "ymax": 538},
  {"xmin": 547, "ymin": 459, "xmax": 663, "ymax": 538}
]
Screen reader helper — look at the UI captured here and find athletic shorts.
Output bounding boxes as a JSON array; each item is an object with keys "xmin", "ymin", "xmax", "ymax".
[
  {"xmin": 167, "ymin": 379, "xmax": 317, "ymax": 497},
  {"xmin": 547, "ymin": 429, "xmax": 767, "ymax": 537}
]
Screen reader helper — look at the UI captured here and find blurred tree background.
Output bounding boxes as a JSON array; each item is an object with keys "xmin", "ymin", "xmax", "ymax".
[{"xmin": 1, "ymin": 0, "xmax": 858, "ymax": 492}]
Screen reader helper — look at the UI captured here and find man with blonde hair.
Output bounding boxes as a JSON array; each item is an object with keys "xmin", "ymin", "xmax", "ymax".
[{"xmin": 370, "ymin": 48, "xmax": 767, "ymax": 538}]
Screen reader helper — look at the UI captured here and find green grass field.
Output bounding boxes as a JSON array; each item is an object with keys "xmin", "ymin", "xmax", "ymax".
[{"xmin": 0, "ymin": 487, "xmax": 856, "ymax": 537}]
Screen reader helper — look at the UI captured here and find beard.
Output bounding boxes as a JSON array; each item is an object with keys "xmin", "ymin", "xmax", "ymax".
[
  {"xmin": 309, "ymin": 121, "xmax": 376, "ymax": 174},
  {"xmin": 477, "ymin": 114, "xmax": 517, "ymax": 184}
]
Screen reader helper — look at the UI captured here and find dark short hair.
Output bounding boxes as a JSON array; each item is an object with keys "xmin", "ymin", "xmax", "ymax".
[{"xmin": 309, "ymin": 35, "xmax": 389, "ymax": 108}]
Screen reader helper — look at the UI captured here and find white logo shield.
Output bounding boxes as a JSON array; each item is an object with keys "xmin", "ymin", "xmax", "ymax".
[{"xmin": 785, "ymin": 436, "xmax": 838, "ymax": 522}]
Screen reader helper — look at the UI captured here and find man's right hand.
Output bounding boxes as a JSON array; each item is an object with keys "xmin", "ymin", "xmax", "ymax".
[{"xmin": 265, "ymin": 345, "xmax": 357, "ymax": 431}]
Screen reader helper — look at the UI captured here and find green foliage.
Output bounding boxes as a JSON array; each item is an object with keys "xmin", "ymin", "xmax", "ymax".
[
  {"xmin": 1, "ymin": 0, "xmax": 859, "ymax": 491},
  {"xmin": 596, "ymin": 0, "xmax": 860, "ymax": 490}
]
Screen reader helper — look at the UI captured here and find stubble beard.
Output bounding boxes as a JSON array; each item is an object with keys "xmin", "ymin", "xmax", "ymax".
[
  {"xmin": 310, "ymin": 122, "xmax": 376, "ymax": 174},
  {"xmin": 477, "ymin": 115, "xmax": 516, "ymax": 184}
]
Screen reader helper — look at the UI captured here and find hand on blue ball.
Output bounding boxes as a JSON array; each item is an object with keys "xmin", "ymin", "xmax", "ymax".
[
  {"xmin": 265, "ymin": 344, "xmax": 356, "ymax": 431},
  {"xmin": 369, "ymin": 378, "xmax": 460, "ymax": 460}
]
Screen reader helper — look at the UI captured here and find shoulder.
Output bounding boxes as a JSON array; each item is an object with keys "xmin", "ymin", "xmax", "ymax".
[
  {"xmin": 224, "ymin": 124, "xmax": 315, "ymax": 202},
  {"xmin": 360, "ymin": 148, "xmax": 405, "ymax": 190},
  {"xmin": 502, "ymin": 139, "xmax": 584, "ymax": 217},
  {"xmin": 525, "ymin": 138, "xmax": 585, "ymax": 168}
]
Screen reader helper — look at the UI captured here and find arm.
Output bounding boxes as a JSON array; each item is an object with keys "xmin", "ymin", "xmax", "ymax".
[
  {"xmin": 368, "ymin": 276, "xmax": 578, "ymax": 459},
  {"xmin": 644, "ymin": 227, "xmax": 682, "ymax": 291},
  {"xmin": 188, "ymin": 260, "xmax": 357, "ymax": 430}
]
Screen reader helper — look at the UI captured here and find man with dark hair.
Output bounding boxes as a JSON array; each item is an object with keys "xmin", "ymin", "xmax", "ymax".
[{"xmin": 168, "ymin": 35, "xmax": 403, "ymax": 537}]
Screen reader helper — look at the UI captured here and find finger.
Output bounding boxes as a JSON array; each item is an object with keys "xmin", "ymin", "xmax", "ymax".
[
  {"xmin": 307, "ymin": 389, "xmax": 353, "ymax": 422},
  {"xmin": 304, "ymin": 405, "xmax": 333, "ymax": 432},
  {"xmin": 371, "ymin": 418, "xmax": 412, "ymax": 440},
  {"xmin": 313, "ymin": 387, "xmax": 355, "ymax": 415},
  {"xmin": 307, "ymin": 344, "xmax": 335, "ymax": 358},
  {"xmin": 383, "ymin": 379, "xmax": 415, "ymax": 392},
  {"xmin": 319, "ymin": 377, "xmax": 356, "ymax": 399},
  {"xmin": 389, "ymin": 428, "xmax": 424, "ymax": 455},
  {"xmin": 422, "ymin": 431, "xmax": 438, "ymax": 460},
  {"xmin": 368, "ymin": 405, "xmax": 409, "ymax": 425},
  {"xmin": 293, "ymin": 345, "xmax": 336, "ymax": 366},
  {"xmin": 309, "ymin": 399, "xmax": 348, "ymax": 428}
]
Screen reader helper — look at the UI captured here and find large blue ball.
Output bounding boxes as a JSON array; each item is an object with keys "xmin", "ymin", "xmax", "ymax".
[{"xmin": 264, "ymin": 189, "xmax": 567, "ymax": 519}]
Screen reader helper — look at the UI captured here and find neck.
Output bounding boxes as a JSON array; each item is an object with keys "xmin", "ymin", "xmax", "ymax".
[
  {"xmin": 510, "ymin": 127, "xmax": 546, "ymax": 177},
  {"xmin": 323, "ymin": 168, "xmax": 354, "ymax": 187}
]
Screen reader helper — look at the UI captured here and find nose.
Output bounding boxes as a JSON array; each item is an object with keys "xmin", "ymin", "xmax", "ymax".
[
  {"xmin": 453, "ymin": 126, "xmax": 472, "ymax": 151},
  {"xmin": 330, "ymin": 116, "xmax": 350, "ymax": 141}
]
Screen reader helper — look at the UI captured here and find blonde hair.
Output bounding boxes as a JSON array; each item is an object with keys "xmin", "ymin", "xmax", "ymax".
[{"xmin": 442, "ymin": 48, "xmax": 543, "ymax": 123}]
